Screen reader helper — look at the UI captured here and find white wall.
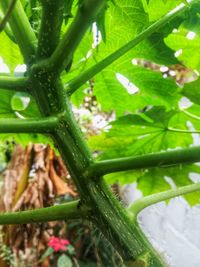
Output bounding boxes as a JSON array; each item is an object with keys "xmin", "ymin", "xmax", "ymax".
[{"xmin": 121, "ymin": 184, "xmax": 200, "ymax": 267}]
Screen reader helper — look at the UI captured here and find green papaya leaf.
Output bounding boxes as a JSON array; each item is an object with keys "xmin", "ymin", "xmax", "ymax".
[
  {"xmin": 0, "ymin": 32, "xmax": 23, "ymax": 73},
  {"xmin": 182, "ymin": 78, "xmax": 200, "ymax": 105},
  {"xmin": 89, "ymin": 106, "xmax": 193, "ymax": 159},
  {"xmin": 137, "ymin": 164, "xmax": 200, "ymax": 205},
  {"xmin": 165, "ymin": 27, "xmax": 200, "ymax": 70}
]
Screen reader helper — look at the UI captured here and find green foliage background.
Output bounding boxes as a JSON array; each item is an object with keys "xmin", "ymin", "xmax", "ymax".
[{"xmin": 0, "ymin": 0, "xmax": 200, "ymax": 204}]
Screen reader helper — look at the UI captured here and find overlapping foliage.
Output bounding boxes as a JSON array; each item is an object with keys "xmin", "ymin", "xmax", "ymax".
[
  {"xmin": 0, "ymin": 0, "xmax": 200, "ymax": 205},
  {"xmin": 71, "ymin": 0, "xmax": 200, "ymax": 203}
]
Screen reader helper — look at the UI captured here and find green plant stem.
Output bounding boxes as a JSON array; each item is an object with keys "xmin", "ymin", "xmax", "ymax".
[
  {"xmin": 46, "ymin": 0, "xmax": 106, "ymax": 72},
  {"xmin": 92, "ymin": 146, "xmax": 200, "ymax": 176},
  {"xmin": 0, "ymin": 0, "xmax": 197, "ymax": 265},
  {"xmin": 28, "ymin": 66, "xmax": 166, "ymax": 266},
  {"xmin": 0, "ymin": 0, "xmax": 37, "ymax": 65},
  {"xmin": 168, "ymin": 127, "xmax": 200, "ymax": 134},
  {"xmin": 0, "ymin": 0, "xmax": 17, "ymax": 32},
  {"xmin": 0, "ymin": 14, "xmax": 16, "ymax": 42},
  {"xmin": 182, "ymin": 109, "xmax": 200, "ymax": 121},
  {"xmin": 63, "ymin": 0, "xmax": 74, "ymax": 26},
  {"xmin": 37, "ymin": 0, "xmax": 65, "ymax": 59},
  {"xmin": 52, "ymin": 111, "xmax": 165, "ymax": 266},
  {"xmin": 66, "ymin": 0, "xmax": 197, "ymax": 95},
  {"xmin": 128, "ymin": 182, "xmax": 200, "ymax": 221},
  {"xmin": 0, "ymin": 76, "xmax": 28, "ymax": 91},
  {"xmin": 0, "ymin": 200, "xmax": 87, "ymax": 225},
  {"xmin": 0, "ymin": 117, "xmax": 58, "ymax": 133}
]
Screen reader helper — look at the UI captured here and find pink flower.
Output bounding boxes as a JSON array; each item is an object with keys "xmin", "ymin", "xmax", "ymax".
[{"xmin": 48, "ymin": 236, "xmax": 70, "ymax": 252}]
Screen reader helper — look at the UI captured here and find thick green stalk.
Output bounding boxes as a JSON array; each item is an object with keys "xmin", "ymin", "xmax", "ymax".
[
  {"xmin": 66, "ymin": 0, "xmax": 197, "ymax": 95},
  {"xmin": 0, "ymin": 76, "xmax": 27, "ymax": 91},
  {"xmin": 3, "ymin": 0, "xmax": 189, "ymax": 264},
  {"xmin": 0, "ymin": 200, "xmax": 87, "ymax": 224},
  {"xmin": 0, "ymin": 0, "xmax": 37, "ymax": 65},
  {"xmin": 0, "ymin": 0, "xmax": 198, "ymax": 265},
  {"xmin": 37, "ymin": 0, "xmax": 65, "ymax": 59},
  {"xmin": 46, "ymin": 0, "xmax": 106, "ymax": 72},
  {"xmin": 2, "ymin": 1, "xmax": 197, "ymax": 264},
  {"xmin": 128, "ymin": 182, "xmax": 200, "ymax": 221},
  {"xmin": 0, "ymin": 117, "xmax": 58, "ymax": 133},
  {"xmin": 92, "ymin": 146, "xmax": 200, "ymax": 176},
  {"xmin": 52, "ymin": 111, "xmax": 166, "ymax": 266},
  {"xmin": 28, "ymin": 67, "xmax": 166, "ymax": 266},
  {"xmin": 54, "ymin": 110, "xmax": 166, "ymax": 266},
  {"xmin": 0, "ymin": 0, "xmax": 17, "ymax": 32}
]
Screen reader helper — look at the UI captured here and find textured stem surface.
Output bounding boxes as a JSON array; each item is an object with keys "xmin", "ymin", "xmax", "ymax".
[
  {"xmin": 3, "ymin": 0, "xmax": 198, "ymax": 265},
  {"xmin": 37, "ymin": 0, "xmax": 65, "ymax": 59},
  {"xmin": 28, "ymin": 66, "xmax": 166, "ymax": 266}
]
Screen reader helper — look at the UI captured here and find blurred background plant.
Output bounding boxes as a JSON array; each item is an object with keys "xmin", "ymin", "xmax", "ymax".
[{"xmin": 0, "ymin": 143, "xmax": 124, "ymax": 267}]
